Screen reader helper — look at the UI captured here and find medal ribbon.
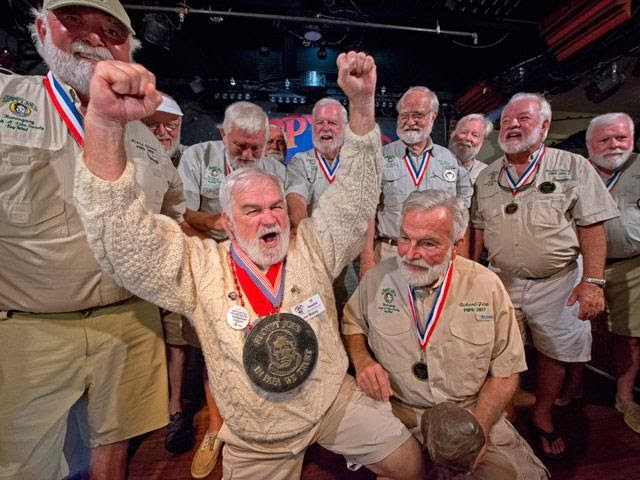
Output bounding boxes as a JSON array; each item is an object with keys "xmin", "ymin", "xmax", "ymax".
[
  {"xmin": 403, "ymin": 149, "xmax": 431, "ymax": 186},
  {"xmin": 503, "ymin": 144, "xmax": 545, "ymax": 196},
  {"xmin": 604, "ymin": 170, "xmax": 622, "ymax": 192},
  {"xmin": 230, "ymin": 243, "xmax": 285, "ymax": 316},
  {"xmin": 315, "ymin": 148, "xmax": 340, "ymax": 184},
  {"xmin": 407, "ymin": 261, "xmax": 454, "ymax": 351},
  {"xmin": 43, "ymin": 71, "xmax": 84, "ymax": 147}
]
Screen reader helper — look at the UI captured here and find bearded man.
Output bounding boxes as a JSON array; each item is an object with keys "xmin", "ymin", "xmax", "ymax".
[
  {"xmin": 449, "ymin": 113, "xmax": 493, "ymax": 184},
  {"xmin": 0, "ymin": 1, "xmax": 187, "ymax": 479},
  {"xmin": 360, "ymin": 86, "xmax": 472, "ymax": 276},
  {"xmin": 73, "ymin": 51, "xmax": 425, "ymax": 480},
  {"xmin": 342, "ymin": 189, "xmax": 548, "ymax": 479},
  {"xmin": 285, "ymin": 97, "xmax": 347, "ymax": 227},
  {"xmin": 586, "ymin": 112, "xmax": 640, "ymax": 434},
  {"xmin": 470, "ymin": 93, "xmax": 619, "ymax": 460}
]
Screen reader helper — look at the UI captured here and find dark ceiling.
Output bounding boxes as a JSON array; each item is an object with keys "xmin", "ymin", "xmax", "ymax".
[{"xmin": 3, "ymin": 0, "xmax": 640, "ymax": 118}]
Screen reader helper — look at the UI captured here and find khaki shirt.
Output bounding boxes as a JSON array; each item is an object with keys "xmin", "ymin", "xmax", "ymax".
[
  {"xmin": 74, "ymin": 125, "xmax": 382, "ymax": 444},
  {"xmin": 378, "ymin": 139, "xmax": 473, "ymax": 239},
  {"xmin": 0, "ymin": 73, "xmax": 185, "ymax": 312},
  {"xmin": 285, "ymin": 148, "xmax": 337, "ymax": 212},
  {"xmin": 471, "ymin": 147, "xmax": 619, "ymax": 279},
  {"xmin": 342, "ymin": 256, "xmax": 526, "ymax": 407},
  {"xmin": 599, "ymin": 153, "xmax": 640, "ymax": 259},
  {"xmin": 463, "ymin": 158, "xmax": 488, "ymax": 184},
  {"xmin": 178, "ymin": 140, "xmax": 286, "ymax": 240}
]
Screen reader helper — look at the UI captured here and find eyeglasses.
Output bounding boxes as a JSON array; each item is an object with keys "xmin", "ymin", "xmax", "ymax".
[
  {"xmin": 144, "ymin": 121, "xmax": 180, "ymax": 133},
  {"xmin": 398, "ymin": 111, "xmax": 430, "ymax": 123}
]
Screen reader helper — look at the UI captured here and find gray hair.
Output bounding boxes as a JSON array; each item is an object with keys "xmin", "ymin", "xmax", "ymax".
[
  {"xmin": 401, "ymin": 190, "xmax": 468, "ymax": 242},
  {"xmin": 397, "ymin": 86, "xmax": 439, "ymax": 113},
  {"xmin": 453, "ymin": 113, "xmax": 493, "ymax": 138},
  {"xmin": 222, "ymin": 101, "xmax": 269, "ymax": 142},
  {"xmin": 586, "ymin": 112, "xmax": 635, "ymax": 143},
  {"xmin": 219, "ymin": 168, "xmax": 285, "ymax": 218},
  {"xmin": 504, "ymin": 92, "xmax": 552, "ymax": 140},
  {"xmin": 312, "ymin": 97, "xmax": 348, "ymax": 125},
  {"xmin": 30, "ymin": 8, "xmax": 141, "ymax": 59}
]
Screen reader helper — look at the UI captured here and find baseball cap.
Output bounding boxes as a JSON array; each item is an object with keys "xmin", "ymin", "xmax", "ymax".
[
  {"xmin": 157, "ymin": 95, "xmax": 183, "ymax": 116},
  {"xmin": 43, "ymin": 0, "xmax": 134, "ymax": 35},
  {"xmin": 421, "ymin": 403, "xmax": 486, "ymax": 474}
]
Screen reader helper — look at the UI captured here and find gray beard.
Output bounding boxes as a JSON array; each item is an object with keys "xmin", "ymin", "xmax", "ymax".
[
  {"xmin": 449, "ymin": 141, "xmax": 480, "ymax": 164},
  {"xmin": 233, "ymin": 223, "xmax": 291, "ymax": 268},
  {"xmin": 590, "ymin": 149, "xmax": 632, "ymax": 171},
  {"xmin": 398, "ymin": 250, "xmax": 451, "ymax": 288},
  {"xmin": 397, "ymin": 126, "xmax": 430, "ymax": 146},
  {"xmin": 41, "ymin": 36, "xmax": 113, "ymax": 97}
]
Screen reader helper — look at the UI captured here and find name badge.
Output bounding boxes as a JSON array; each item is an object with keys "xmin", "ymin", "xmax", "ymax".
[
  {"xmin": 291, "ymin": 294, "xmax": 326, "ymax": 321},
  {"xmin": 227, "ymin": 305, "xmax": 250, "ymax": 330},
  {"xmin": 555, "ymin": 173, "xmax": 571, "ymax": 180},
  {"xmin": 476, "ymin": 313, "xmax": 494, "ymax": 321}
]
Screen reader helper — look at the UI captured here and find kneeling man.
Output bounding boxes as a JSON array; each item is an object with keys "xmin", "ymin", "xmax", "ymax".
[{"xmin": 342, "ymin": 190, "xmax": 548, "ymax": 479}]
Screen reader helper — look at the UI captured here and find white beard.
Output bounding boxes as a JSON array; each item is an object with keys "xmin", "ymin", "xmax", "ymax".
[
  {"xmin": 397, "ymin": 125, "xmax": 430, "ymax": 145},
  {"xmin": 590, "ymin": 149, "xmax": 632, "ymax": 172},
  {"xmin": 233, "ymin": 223, "xmax": 290, "ymax": 268},
  {"xmin": 313, "ymin": 131, "xmax": 344, "ymax": 157},
  {"xmin": 41, "ymin": 36, "xmax": 113, "ymax": 97},
  {"xmin": 498, "ymin": 124, "xmax": 542, "ymax": 155},
  {"xmin": 399, "ymin": 249, "xmax": 451, "ymax": 288},
  {"xmin": 449, "ymin": 139, "xmax": 480, "ymax": 164}
]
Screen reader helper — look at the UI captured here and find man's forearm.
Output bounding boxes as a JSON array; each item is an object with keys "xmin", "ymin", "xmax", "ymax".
[
  {"xmin": 470, "ymin": 226, "xmax": 484, "ymax": 263},
  {"xmin": 183, "ymin": 209, "xmax": 224, "ymax": 234},
  {"xmin": 286, "ymin": 193, "xmax": 309, "ymax": 227},
  {"xmin": 83, "ymin": 114, "xmax": 127, "ymax": 181},
  {"xmin": 472, "ymin": 374, "xmax": 518, "ymax": 436},
  {"xmin": 342, "ymin": 333, "xmax": 375, "ymax": 372},
  {"xmin": 577, "ymin": 222, "xmax": 606, "ymax": 279}
]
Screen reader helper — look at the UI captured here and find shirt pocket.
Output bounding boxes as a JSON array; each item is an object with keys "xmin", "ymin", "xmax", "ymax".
[
  {"xmin": 369, "ymin": 312, "xmax": 413, "ymax": 373},
  {"xmin": 0, "ymin": 140, "xmax": 69, "ymax": 239},
  {"xmin": 442, "ymin": 316, "xmax": 494, "ymax": 395},
  {"xmin": 531, "ymin": 180, "xmax": 575, "ymax": 227},
  {"xmin": 381, "ymin": 167, "xmax": 409, "ymax": 207},
  {"xmin": 200, "ymin": 184, "xmax": 222, "ymax": 213}
]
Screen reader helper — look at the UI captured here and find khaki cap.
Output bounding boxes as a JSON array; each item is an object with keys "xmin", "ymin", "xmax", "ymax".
[{"xmin": 43, "ymin": 0, "xmax": 134, "ymax": 35}]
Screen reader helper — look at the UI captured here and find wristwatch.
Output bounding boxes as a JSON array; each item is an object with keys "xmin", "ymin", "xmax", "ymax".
[{"xmin": 581, "ymin": 276, "xmax": 606, "ymax": 288}]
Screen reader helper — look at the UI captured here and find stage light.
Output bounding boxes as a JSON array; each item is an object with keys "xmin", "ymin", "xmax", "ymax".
[
  {"xmin": 317, "ymin": 46, "xmax": 327, "ymax": 60},
  {"xmin": 303, "ymin": 25, "xmax": 322, "ymax": 43}
]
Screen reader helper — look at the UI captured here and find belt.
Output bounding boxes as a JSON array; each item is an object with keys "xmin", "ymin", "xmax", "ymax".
[
  {"xmin": 1, "ymin": 297, "xmax": 136, "ymax": 320},
  {"xmin": 376, "ymin": 235, "xmax": 398, "ymax": 247},
  {"xmin": 606, "ymin": 254, "xmax": 640, "ymax": 266}
]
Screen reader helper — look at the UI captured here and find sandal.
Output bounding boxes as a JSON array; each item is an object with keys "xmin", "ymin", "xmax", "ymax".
[{"xmin": 528, "ymin": 420, "xmax": 566, "ymax": 460}]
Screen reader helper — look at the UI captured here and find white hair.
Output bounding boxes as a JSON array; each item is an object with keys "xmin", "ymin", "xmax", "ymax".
[
  {"xmin": 219, "ymin": 168, "xmax": 285, "ymax": 218},
  {"xmin": 222, "ymin": 101, "xmax": 269, "ymax": 142},
  {"xmin": 312, "ymin": 97, "xmax": 348, "ymax": 125},
  {"xmin": 504, "ymin": 92, "xmax": 552, "ymax": 141},
  {"xmin": 397, "ymin": 86, "xmax": 439, "ymax": 113},
  {"xmin": 401, "ymin": 190, "xmax": 468, "ymax": 242},
  {"xmin": 586, "ymin": 112, "xmax": 635, "ymax": 143},
  {"xmin": 454, "ymin": 113, "xmax": 493, "ymax": 137}
]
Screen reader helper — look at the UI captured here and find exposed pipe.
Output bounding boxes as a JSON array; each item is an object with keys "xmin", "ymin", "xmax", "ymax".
[{"xmin": 122, "ymin": 4, "xmax": 479, "ymax": 43}]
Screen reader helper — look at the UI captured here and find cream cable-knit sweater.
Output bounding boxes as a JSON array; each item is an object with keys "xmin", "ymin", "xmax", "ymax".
[{"xmin": 74, "ymin": 125, "xmax": 382, "ymax": 443}]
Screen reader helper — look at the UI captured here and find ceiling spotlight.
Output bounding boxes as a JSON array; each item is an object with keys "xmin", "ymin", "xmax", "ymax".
[
  {"xmin": 317, "ymin": 46, "xmax": 327, "ymax": 60},
  {"xmin": 230, "ymin": 77, "xmax": 236, "ymax": 87},
  {"xmin": 142, "ymin": 14, "xmax": 174, "ymax": 50},
  {"xmin": 303, "ymin": 25, "xmax": 322, "ymax": 43}
]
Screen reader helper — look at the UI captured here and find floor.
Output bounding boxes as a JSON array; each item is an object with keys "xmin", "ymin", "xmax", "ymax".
[{"xmin": 127, "ymin": 354, "xmax": 640, "ymax": 480}]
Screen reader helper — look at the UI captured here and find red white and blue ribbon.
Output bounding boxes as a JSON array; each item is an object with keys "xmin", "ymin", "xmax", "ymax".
[
  {"xmin": 230, "ymin": 242, "xmax": 285, "ymax": 314},
  {"xmin": 43, "ymin": 71, "xmax": 84, "ymax": 147},
  {"xmin": 315, "ymin": 148, "xmax": 340, "ymax": 184},
  {"xmin": 503, "ymin": 144, "xmax": 546, "ymax": 196},
  {"xmin": 407, "ymin": 261, "xmax": 454, "ymax": 351},
  {"xmin": 403, "ymin": 149, "xmax": 431, "ymax": 186},
  {"xmin": 603, "ymin": 169, "xmax": 622, "ymax": 192}
]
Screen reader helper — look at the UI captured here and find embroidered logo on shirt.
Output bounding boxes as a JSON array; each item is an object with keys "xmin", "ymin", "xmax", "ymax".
[
  {"xmin": 378, "ymin": 288, "xmax": 400, "ymax": 313},
  {"xmin": 206, "ymin": 166, "xmax": 223, "ymax": 184},
  {"xmin": 458, "ymin": 301, "xmax": 489, "ymax": 313},
  {"xmin": 9, "ymin": 101, "xmax": 32, "ymax": 117}
]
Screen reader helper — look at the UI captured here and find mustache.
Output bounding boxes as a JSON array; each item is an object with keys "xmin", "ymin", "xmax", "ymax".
[
  {"xmin": 401, "ymin": 257, "xmax": 430, "ymax": 269},
  {"xmin": 258, "ymin": 225, "xmax": 281, "ymax": 237},
  {"xmin": 70, "ymin": 41, "xmax": 114, "ymax": 61}
]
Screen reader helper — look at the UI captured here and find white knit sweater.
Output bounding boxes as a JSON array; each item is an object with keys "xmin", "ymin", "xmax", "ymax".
[{"xmin": 74, "ymin": 125, "xmax": 382, "ymax": 442}]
